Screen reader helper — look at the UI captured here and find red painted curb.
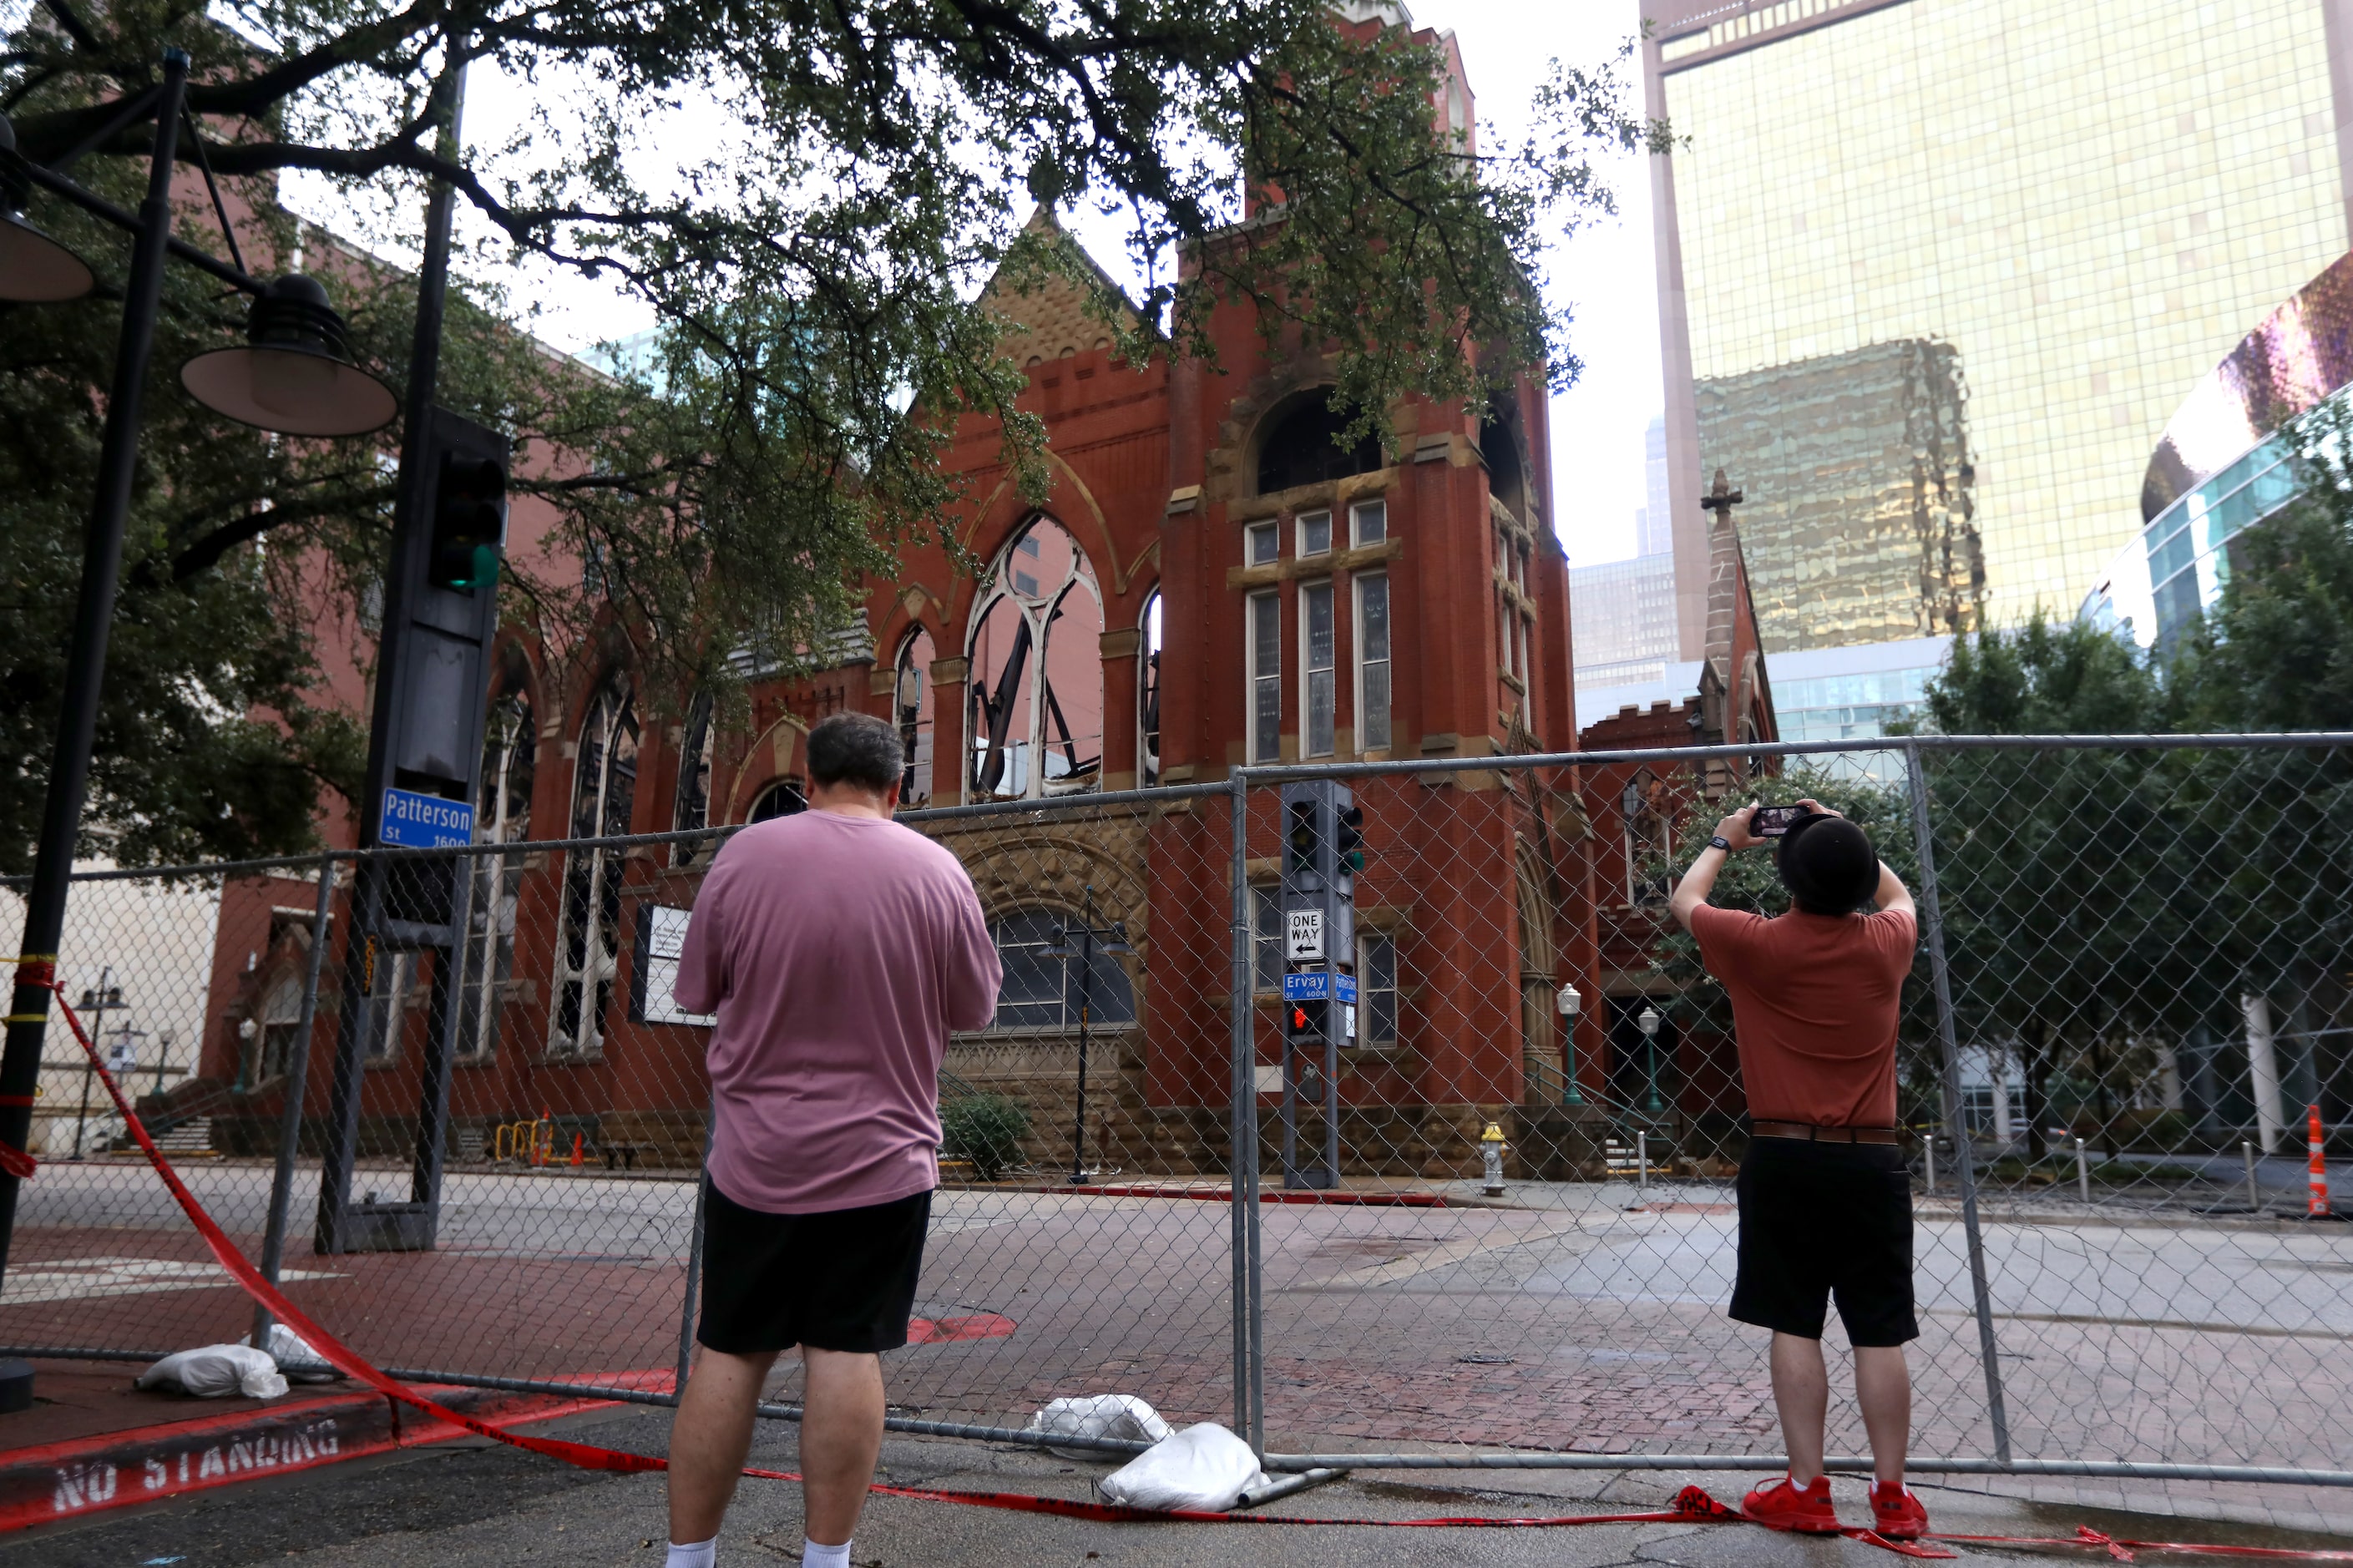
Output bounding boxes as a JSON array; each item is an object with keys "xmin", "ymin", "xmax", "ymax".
[
  {"xmin": 0, "ymin": 1380, "xmax": 620, "ymax": 1532},
  {"xmin": 1036, "ymin": 1184, "xmax": 1449, "ymax": 1207}
]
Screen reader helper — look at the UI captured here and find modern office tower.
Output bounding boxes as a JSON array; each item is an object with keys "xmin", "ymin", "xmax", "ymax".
[
  {"xmin": 1634, "ymin": 414, "xmax": 1672, "ymax": 558},
  {"xmin": 1642, "ymin": 0, "xmax": 2353, "ymax": 663},
  {"xmin": 1695, "ymin": 338, "xmax": 1980, "ymax": 651},
  {"xmin": 1571, "ymin": 550, "xmax": 1679, "ymax": 690},
  {"xmin": 1576, "ymin": 415, "xmax": 1681, "ymax": 687}
]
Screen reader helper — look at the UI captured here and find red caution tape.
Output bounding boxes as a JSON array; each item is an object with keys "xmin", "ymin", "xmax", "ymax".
[
  {"xmin": 0, "ymin": 1143, "xmax": 33, "ymax": 1180},
  {"xmin": 37, "ymin": 982, "xmax": 2353, "ymax": 1560}
]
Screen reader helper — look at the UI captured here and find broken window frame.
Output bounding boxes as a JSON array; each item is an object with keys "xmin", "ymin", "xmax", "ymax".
[
  {"xmin": 551, "ymin": 675, "xmax": 639, "ymax": 1060},
  {"xmin": 966, "ymin": 517, "xmax": 1106, "ymax": 801}
]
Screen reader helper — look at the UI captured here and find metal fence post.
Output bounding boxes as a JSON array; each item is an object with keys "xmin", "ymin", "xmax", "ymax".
[
  {"xmin": 252, "ymin": 852, "xmax": 337, "ymax": 1350},
  {"xmin": 1904, "ymin": 741, "xmax": 2013, "ymax": 1465},
  {"xmin": 1227, "ymin": 771, "xmax": 1262, "ymax": 1453}
]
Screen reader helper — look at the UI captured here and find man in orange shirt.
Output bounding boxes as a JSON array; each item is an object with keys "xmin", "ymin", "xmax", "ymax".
[{"xmin": 1668, "ymin": 798, "xmax": 1929, "ymax": 1541}]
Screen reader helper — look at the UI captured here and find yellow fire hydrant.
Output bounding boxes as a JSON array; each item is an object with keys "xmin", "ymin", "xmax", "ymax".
[{"xmin": 1480, "ymin": 1120, "xmax": 1508, "ymax": 1196}]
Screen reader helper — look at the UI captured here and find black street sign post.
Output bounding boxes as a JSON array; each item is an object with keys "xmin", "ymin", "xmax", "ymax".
[
  {"xmin": 313, "ymin": 54, "xmax": 510, "ymax": 1254},
  {"xmin": 1278, "ymin": 781, "xmax": 1360, "ymax": 1190}
]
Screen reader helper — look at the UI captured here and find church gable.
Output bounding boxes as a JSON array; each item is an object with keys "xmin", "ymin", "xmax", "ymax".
[{"xmin": 981, "ymin": 207, "xmax": 1144, "ymax": 368}]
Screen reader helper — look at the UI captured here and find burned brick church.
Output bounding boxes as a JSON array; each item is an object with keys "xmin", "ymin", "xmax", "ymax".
[{"xmin": 195, "ymin": 12, "xmax": 1778, "ymax": 1186}]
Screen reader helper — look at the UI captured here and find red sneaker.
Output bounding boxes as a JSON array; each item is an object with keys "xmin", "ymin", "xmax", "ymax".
[
  {"xmin": 1870, "ymin": 1480, "xmax": 1930, "ymax": 1540},
  {"xmin": 1740, "ymin": 1474, "xmax": 1840, "ymax": 1533}
]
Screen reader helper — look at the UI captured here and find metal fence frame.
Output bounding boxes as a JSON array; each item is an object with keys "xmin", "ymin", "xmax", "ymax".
[{"xmin": 8, "ymin": 730, "xmax": 2353, "ymax": 1490}]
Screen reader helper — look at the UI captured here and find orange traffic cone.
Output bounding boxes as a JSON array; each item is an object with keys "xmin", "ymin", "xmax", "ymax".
[
  {"xmin": 2309, "ymin": 1104, "xmax": 2331, "ymax": 1218},
  {"xmin": 569, "ymin": 1131, "xmax": 584, "ymax": 1167}
]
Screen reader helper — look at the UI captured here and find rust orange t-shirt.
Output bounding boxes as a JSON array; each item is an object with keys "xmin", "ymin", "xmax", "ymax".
[{"xmin": 1687, "ymin": 903, "xmax": 1917, "ymax": 1127}]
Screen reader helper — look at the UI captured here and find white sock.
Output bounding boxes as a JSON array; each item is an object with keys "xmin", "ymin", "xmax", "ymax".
[
  {"xmin": 801, "ymin": 1540, "xmax": 850, "ymax": 1568},
  {"xmin": 665, "ymin": 1538, "xmax": 716, "ymax": 1568}
]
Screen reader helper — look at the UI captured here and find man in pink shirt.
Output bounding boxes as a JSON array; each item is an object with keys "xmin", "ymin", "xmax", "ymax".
[{"xmin": 664, "ymin": 712, "xmax": 1000, "ymax": 1568}]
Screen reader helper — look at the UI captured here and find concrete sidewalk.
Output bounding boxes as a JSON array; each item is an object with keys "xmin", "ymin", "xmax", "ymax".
[{"xmin": 11, "ymin": 1402, "xmax": 2353, "ymax": 1568}]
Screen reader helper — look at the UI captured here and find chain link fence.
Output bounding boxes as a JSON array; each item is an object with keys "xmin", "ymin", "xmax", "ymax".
[{"xmin": 5, "ymin": 736, "xmax": 2352, "ymax": 1525}]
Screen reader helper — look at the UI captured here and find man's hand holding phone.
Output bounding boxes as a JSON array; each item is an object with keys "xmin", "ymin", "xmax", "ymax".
[{"xmin": 1713, "ymin": 803, "xmax": 1769, "ymax": 850}]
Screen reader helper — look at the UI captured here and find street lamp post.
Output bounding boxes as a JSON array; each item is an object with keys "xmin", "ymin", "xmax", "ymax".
[
  {"xmin": 0, "ymin": 51, "xmax": 397, "ymax": 1397},
  {"xmin": 1637, "ymin": 1004, "xmax": 1665, "ymax": 1119},
  {"xmin": 1555, "ymin": 983, "xmax": 1585, "ymax": 1107}
]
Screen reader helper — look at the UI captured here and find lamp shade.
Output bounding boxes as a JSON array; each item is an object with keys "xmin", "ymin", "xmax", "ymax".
[
  {"xmin": 180, "ymin": 273, "xmax": 397, "ymax": 437},
  {"xmin": 0, "ymin": 116, "xmax": 96, "ymax": 302}
]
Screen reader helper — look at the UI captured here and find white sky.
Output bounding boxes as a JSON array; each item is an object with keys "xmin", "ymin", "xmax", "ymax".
[{"xmin": 288, "ymin": 0, "xmax": 1662, "ymax": 569}]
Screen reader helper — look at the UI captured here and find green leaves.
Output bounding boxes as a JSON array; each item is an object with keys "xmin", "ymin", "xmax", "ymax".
[{"xmin": 4, "ymin": 1, "xmax": 1649, "ymax": 865}]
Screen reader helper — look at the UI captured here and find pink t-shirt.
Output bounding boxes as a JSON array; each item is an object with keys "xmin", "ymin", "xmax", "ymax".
[{"xmin": 676, "ymin": 809, "xmax": 1001, "ymax": 1214}]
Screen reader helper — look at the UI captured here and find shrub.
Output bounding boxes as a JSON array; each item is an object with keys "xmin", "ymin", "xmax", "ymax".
[{"xmin": 941, "ymin": 1093, "xmax": 1030, "ymax": 1181}]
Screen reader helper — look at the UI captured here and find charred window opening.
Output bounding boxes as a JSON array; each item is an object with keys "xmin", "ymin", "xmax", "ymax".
[
  {"xmin": 671, "ymin": 691, "xmax": 716, "ymax": 863},
  {"xmin": 552, "ymin": 675, "xmax": 637, "ymax": 1059},
  {"xmin": 458, "ymin": 674, "xmax": 535, "ymax": 1062},
  {"xmin": 750, "ymin": 779, "xmax": 807, "ymax": 821},
  {"xmin": 968, "ymin": 518, "xmax": 1104, "ymax": 800},
  {"xmin": 1138, "ymin": 590, "xmax": 1162, "ymax": 787},
  {"xmin": 895, "ymin": 629, "xmax": 937, "ymax": 806},
  {"xmin": 1257, "ymin": 396, "xmax": 1381, "ymax": 495},
  {"xmin": 1481, "ymin": 408, "xmax": 1526, "ymax": 518}
]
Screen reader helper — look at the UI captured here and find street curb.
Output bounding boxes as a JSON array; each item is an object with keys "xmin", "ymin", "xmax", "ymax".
[{"xmin": 0, "ymin": 1378, "xmax": 625, "ymax": 1532}]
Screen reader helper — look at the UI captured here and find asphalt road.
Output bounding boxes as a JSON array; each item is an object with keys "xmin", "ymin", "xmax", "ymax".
[
  {"xmin": 11, "ymin": 1161, "xmax": 2353, "ymax": 1490},
  {"xmin": 12, "ymin": 1400, "xmax": 2353, "ymax": 1568}
]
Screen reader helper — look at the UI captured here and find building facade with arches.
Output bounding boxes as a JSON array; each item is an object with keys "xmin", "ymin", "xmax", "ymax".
[{"xmin": 191, "ymin": 23, "xmax": 1776, "ymax": 1177}]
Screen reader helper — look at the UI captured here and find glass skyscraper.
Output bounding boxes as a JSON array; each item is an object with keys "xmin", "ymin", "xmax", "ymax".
[{"xmin": 1643, "ymin": 0, "xmax": 2352, "ymax": 656}]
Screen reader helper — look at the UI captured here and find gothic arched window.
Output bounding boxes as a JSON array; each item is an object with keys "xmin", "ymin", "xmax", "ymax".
[
  {"xmin": 458, "ymin": 668, "xmax": 534, "ymax": 1062},
  {"xmin": 968, "ymin": 518, "xmax": 1104, "ymax": 800},
  {"xmin": 671, "ymin": 691, "xmax": 716, "ymax": 865},
  {"xmin": 895, "ymin": 629, "xmax": 937, "ymax": 806},
  {"xmin": 1257, "ymin": 394, "xmax": 1380, "ymax": 495},
  {"xmin": 749, "ymin": 779, "xmax": 807, "ymax": 822},
  {"xmin": 1138, "ymin": 589, "xmax": 1162, "ymax": 788},
  {"xmin": 551, "ymin": 675, "xmax": 638, "ymax": 1058}
]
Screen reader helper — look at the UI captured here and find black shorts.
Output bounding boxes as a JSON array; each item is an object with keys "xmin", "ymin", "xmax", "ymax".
[
  {"xmin": 1729, "ymin": 1136, "xmax": 1918, "ymax": 1347},
  {"xmin": 696, "ymin": 1182, "xmax": 932, "ymax": 1356}
]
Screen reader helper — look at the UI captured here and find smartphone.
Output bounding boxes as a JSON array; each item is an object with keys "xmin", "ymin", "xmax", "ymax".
[{"xmin": 1751, "ymin": 804, "xmax": 1808, "ymax": 837}]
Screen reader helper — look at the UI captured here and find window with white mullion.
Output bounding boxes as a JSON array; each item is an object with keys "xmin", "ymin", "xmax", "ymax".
[
  {"xmin": 1247, "ymin": 590, "xmax": 1282, "ymax": 764},
  {"xmin": 1355, "ymin": 573, "xmax": 1391, "ymax": 752},
  {"xmin": 1301, "ymin": 578, "xmax": 1336, "ymax": 758}
]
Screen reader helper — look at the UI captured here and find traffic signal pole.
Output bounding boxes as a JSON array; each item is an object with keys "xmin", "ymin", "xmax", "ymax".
[
  {"xmin": 314, "ymin": 51, "xmax": 508, "ymax": 1254},
  {"xmin": 1278, "ymin": 782, "xmax": 1360, "ymax": 1189}
]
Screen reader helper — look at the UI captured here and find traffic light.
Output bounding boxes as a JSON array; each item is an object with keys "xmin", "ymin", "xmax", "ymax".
[
  {"xmin": 1287, "ymin": 799, "xmax": 1319, "ymax": 874},
  {"xmin": 427, "ymin": 450, "xmax": 508, "ymax": 590},
  {"xmin": 1335, "ymin": 803, "xmax": 1365, "ymax": 874},
  {"xmin": 1286, "ymin": 998, "xmax": 1326, "ymax": 1040}
]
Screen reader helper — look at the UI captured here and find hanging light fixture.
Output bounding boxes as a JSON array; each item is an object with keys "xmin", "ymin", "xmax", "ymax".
[
  {"xmin": 0, "ymin": 115, "xmax": 97, "ymax": 302},
  {"xmin": 180, "ymin": 273, "xmax": 397, "ymax": 437}
]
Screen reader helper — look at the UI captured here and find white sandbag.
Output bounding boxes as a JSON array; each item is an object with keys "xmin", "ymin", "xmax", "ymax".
[
  {"xmin": 135, "ymin": 1343, "xmax": 289, "ymax": 1400},
  {"xmin": 1024, "ymin": 1394, "xmax": 1173, "ymax": 1459},
  {"xmin": 1097, "ymin": 1422, "xmax": 1268, "ymax": 1512},
  {"xmin": 249, "ymin": 1323, "xmax": 342, "ymax": 1383}
]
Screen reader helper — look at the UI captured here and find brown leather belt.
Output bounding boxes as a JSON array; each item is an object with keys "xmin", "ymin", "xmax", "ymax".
[{"xmin": 1752, "ymin": 1120, "xmax": 1900, "ymax": 1146}]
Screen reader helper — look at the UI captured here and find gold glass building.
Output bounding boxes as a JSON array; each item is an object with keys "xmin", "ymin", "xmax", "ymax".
[{"xmin": 1643, "ymin": 0, "xmax": 2353, "ymax": 655}]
